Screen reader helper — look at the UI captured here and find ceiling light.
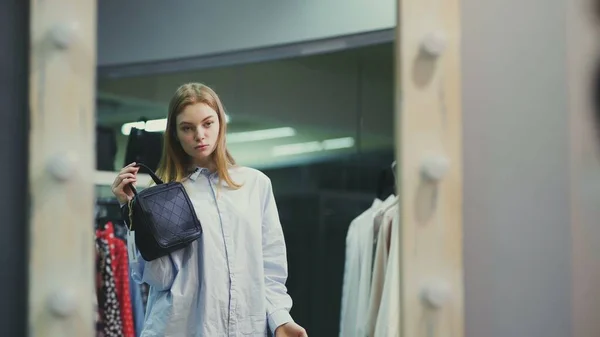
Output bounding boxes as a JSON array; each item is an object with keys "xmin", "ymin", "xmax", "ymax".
[
  {"xmin": 272, "ymin": 137, "xmax": 355, "ymax": 156},
  {"xmin": 322, "ymin": 137, "xmax": 356, "ymax": 150},
  {"xmin": 121, "ymin": 114, "xmax": 232, "ymax": 136},
  {"xmin": 121, "ymin": 119, "xmax": 295, "ymax": 144},
  {"xmin": 227, "ymin": 127, "xmax": 296, "ymax": 144}
]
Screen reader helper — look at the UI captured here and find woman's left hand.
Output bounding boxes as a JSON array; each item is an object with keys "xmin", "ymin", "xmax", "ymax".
[{"xmin": 275, "ymin": 322, "xmax": 308, "ymax": 337}]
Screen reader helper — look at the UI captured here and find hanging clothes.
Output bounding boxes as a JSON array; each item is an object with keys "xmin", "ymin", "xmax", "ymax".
[
  {"xmin": 339, "ymin": 195, "xmax": 396, "ymax": 337},
  {"xmin": 97, "ymin": 230, "xmax": 125, "ymax": 337},
  {"xmin": 95, "ymin": 221, "xmax": 137, "ymax": 337},
  {"xmin": 363, "ymin": 196, "xmax": 395, "ymax": 335},
  {"xmin": 94, "ymin": 255, "xmax": 106, "ymax": 337},
  {"xmin": 105, "ymin": 222, "xmax": 136, "ymax": 337},
  {"xmin": 372, "ymin": 210, "xmax": 401, "ymax": 337},
  {"xmin": 96, "ymin": 125, "xmax": 117, "ymax": 171},
  {"xmin": 339, "ymin": 199, "xmax": 381, "ymax": 337},
  {"xmin": 364, "ymin": 200, "xmax": 397, "ymax": 337},
  {"xmin": 124, "ymin": 127, "xmax": 163, "ymax": 171}
]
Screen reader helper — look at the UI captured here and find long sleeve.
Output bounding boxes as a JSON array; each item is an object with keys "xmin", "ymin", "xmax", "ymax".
[
  {"xmin": 261, "ymin": 177, "xmax": 294, "ymax": 333},
  {"xmin": 129, "ymin": 251, "xmax": 176, "ymax": 291},
  {"xmin": 128, "ymin": 270, "xmax": 146, "ymax": 337}
]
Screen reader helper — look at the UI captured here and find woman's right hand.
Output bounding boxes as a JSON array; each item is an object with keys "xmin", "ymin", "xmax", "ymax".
[{"xmin": 111, "ymin": 162, "xmax": 140, "ymax": 204}]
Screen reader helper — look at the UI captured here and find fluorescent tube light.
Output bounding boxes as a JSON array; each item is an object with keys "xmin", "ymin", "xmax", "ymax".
[
  {"xmin": 121, "ymin": 119, "xmax": 295, "ymax": 144},
  {"xmin": 226, "ymin": 127, "xmax": 296, "ymax": 144},
  {"xmin": 120, "ymin": 114, "xmax": 231, "ymax": 136},
  {"xmin": 322, "ymin": 137, "xmax": 356, "ymax": 150},
  {"xmin": 272, "ymin": 137, "xmax": 355, "ymax": 156}
]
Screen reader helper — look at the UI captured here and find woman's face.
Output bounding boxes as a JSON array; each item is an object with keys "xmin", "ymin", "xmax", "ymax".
[{"xmin": 175, "ymin": 102, "xmax": 221, "ymax": 167}]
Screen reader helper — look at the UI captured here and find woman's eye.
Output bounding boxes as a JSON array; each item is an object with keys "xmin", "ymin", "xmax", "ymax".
[{"xmin": 204, "ymin": 122, "xmax": 213, "ymax": 127}]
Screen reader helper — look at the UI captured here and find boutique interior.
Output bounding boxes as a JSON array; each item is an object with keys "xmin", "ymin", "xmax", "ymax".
[{"xmin": 93, "ymin": 38, "xmax": 398, "ymax": 336}]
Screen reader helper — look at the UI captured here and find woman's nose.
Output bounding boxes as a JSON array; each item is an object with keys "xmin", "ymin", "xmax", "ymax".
[{"xmin": 195, "ymin": 127, "xmax": 205, "ymax": 140}]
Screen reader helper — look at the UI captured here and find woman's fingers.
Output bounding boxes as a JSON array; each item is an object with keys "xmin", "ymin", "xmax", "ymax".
[
  {"xmin": 117, "ymin": 177, "xmax": 136, "ymax": 190},
  {"xmin": 112, "ymin": 163, "xmax": 139, "ymax": 203},
  {"xmin": 120, "ymin": 166, "xmax": 139, "ymax": 175},
  {"xmin": 118, "ymin": 172, "xmax": 136, "ymax": 180}
]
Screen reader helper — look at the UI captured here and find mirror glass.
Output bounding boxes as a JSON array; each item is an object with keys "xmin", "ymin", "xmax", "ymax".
[{"xmin": 94, "ymin": 3, "xmax": 397, "ymax": 336}]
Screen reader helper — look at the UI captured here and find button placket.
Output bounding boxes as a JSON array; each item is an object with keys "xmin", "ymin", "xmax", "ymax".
[
  {"xmin": 205, "ymin": 174, "xmax": 238, "ymax": 334},
  {"xmin": 218, "ymin": 199, "xmax": 237, "ymax": 334}
]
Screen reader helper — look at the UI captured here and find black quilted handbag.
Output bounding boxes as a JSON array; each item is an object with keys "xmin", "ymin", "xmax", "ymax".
[{"xmin": 122, "ymin": 163, "xmax": 202, "ymax": 261}]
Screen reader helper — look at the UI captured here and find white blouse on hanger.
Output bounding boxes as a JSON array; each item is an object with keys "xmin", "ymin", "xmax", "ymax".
[
  {"xmin": 340, "ymin": 195, "xmax": 396, "ymax": 337},
  {"xmin": 365, "ymin": 201, "xmax": 399, "ymax": 337},
  {"xmin": 373, "ymin": 207, "xmax": 401, "ymax": 336},
  {"xmin": 339, "ymin": 199, "xmax": 382, "ymax": 337}
]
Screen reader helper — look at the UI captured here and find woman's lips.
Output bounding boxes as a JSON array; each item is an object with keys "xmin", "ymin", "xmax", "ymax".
[{"xmin": 195, "ymin": 144, "xmax": 208, "ymax": 150}]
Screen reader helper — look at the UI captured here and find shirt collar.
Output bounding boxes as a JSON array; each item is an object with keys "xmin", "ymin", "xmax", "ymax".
[
  {"xmin": 371, "ymin": 198, "xmax": 383, "ymax": 209},
  {"xmin": 187, "ymin": 167, "xmax": 218, "ymax": 182}
]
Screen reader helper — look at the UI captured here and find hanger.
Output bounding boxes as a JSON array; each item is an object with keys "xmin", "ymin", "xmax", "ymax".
[
  {"xmin": 376, "ymin": 195, "xmax": 398, "ymax": 217},
  {"xmin": 374, "ymin": 161, "xmax": 399, "ymax": 217},
  {"xmin": 376, "ymin": 162, "xmax": 396, "ymax": 200},
  {"xmin": 384, "ymin": 161, "xmax": 399, "ymax": 212}
]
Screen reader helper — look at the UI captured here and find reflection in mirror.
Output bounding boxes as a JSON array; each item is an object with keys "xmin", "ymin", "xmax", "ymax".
[{"xmin": 94, "ymin": 6, "xmax": 397, "ymax": 336}]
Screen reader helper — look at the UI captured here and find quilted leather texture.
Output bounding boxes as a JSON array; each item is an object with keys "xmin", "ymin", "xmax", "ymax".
[
  {"xmin": 143, "ymin": 185, "xmax": 200, "ymax": 245},
  {"xmin": 130, "ymin": 182, "xmax": 202, "ymax": 261}
]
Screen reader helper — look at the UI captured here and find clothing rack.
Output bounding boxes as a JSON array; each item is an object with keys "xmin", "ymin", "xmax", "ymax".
[
  {"xmin": 95, "ymin": 198, "xmax": 147, "ymax": 337},
  {"xmin": 339, "ymin": 175, "xmax": 400, "ymax": 336}
]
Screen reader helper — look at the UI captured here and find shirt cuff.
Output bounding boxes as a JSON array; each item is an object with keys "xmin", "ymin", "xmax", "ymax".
[{"xmin": 268, "ymin": 309, "xmax": 293, "ymax": 334}]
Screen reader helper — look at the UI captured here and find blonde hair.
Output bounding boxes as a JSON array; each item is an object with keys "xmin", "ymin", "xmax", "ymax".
[{"xmin": 156, "ymin": 83, "xmax": 241, "ymax": 189}]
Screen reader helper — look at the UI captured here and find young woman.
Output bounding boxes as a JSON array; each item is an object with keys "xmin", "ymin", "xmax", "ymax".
[{"xmin": 111, "ymin": 83, "xmax": 307, "ymax": 337}]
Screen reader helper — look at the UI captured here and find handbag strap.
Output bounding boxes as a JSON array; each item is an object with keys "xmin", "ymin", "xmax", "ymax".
[{"xmin": 128, "ymin": 162, "xmax": 164, "ymax": 196}]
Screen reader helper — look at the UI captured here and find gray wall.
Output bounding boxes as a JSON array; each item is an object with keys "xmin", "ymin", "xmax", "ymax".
[
  {"xmin": 97, "ymin": 0, "xmax": 396, "ymax": 66},
  {"xmin": 97, "ymin": 46, "xmax": 394, "ymax": 136},
  {"xmin": 461, "ymin": 0, "xmax": 572, "ymax": 336},
  {"xmin": 565, "ymin": 1, "xmax": 600, "ymax": 335}
]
